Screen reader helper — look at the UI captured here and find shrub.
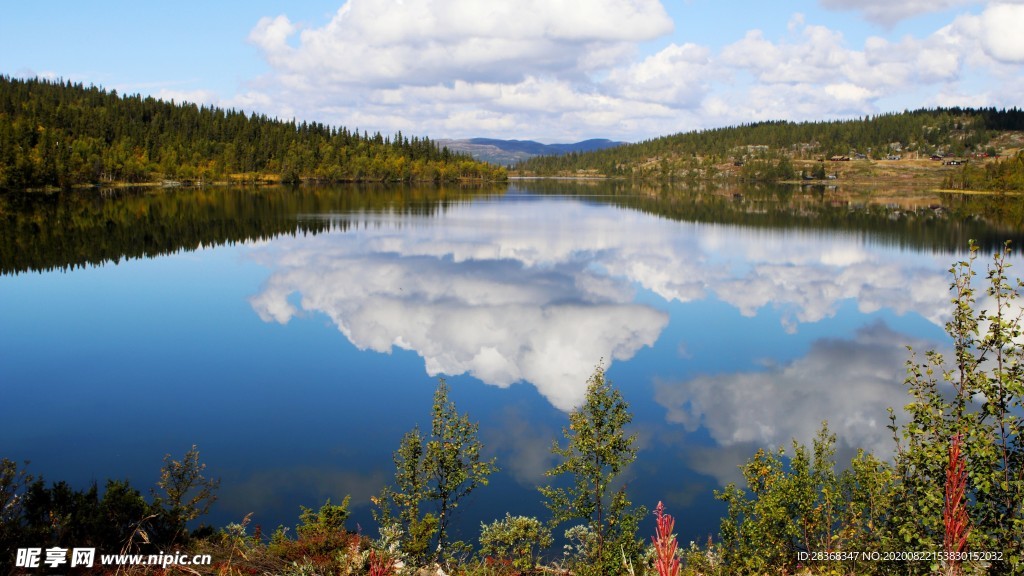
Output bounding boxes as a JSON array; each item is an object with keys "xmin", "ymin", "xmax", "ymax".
[
  {"xmin": 716, "ymin": 423, "xmax": 894, "ymax": 575},
  {"xmin": 151, "ymin": 444, "xmax": 220, "ymax": 543},
  {"xmin": 540, "ymin": 364, "xmax": 647, "ymax": 576},
  {"xmin": 373, "ymin": 379, "xmax": 497, "ymax": 567},
  {"xmin": 890, "ymin": 241, "xmax": 1024, "ymax": 573},
  {"xmin": 479, "ymin": 513, "xmax": 552, "ymax": 572}
]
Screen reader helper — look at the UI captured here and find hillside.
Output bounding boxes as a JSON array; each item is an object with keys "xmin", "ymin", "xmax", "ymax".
[
  {"xmin": 0, "ymin": 76, "xmax": 506, "ymax": 190},
  {"xmin": 515, "ymin": 108, "xmax": 1024, "ymax": 183},
  {"xmin": 435, "ymin": 137, "xmax": 625, "ymax": 165}
]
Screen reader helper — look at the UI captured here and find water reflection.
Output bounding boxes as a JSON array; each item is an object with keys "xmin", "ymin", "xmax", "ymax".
[
  {"xmin": 248, "ymin": 201, "xmax": 671, "ymax": 411},
  {"xmin": 4, "ymin": 181, "xmax": 1022, "ymax": 542},
  {"xmin": 0, "ymin": 184, "xmax": 503, "ymax": 275},
  {"xmin": 655, "ymin": 322, "xmax": 932, "ymax": 479},
  {"xmin": 706, "ymin": 232, "xmax": 951, "ymax": 332},
  {"xmin": 5, "ymin": 181, "xmax": 1024, "ymax": 276},
  {"xmin": 248, "ymin": 190, "xmax": 959, "ymax": 419}
]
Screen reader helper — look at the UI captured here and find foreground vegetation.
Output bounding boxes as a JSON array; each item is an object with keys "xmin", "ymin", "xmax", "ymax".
[
  {"xmin": 0, "ymin": 76, "xmax": 506, "ymax": 189},
  {"xmin": 3, "ymin": 246, "xmax": 1024, "ymax": 575}
]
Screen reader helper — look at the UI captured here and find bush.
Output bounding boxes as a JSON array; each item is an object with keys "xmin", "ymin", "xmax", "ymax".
[
  {"xmin": 890, "ymin": 241, "xmax": 1024, "ymax": 573},
  {"xmin": 373, "ymin": 379, "xmax": 497, "ymax": 567},
  {"xmin": 715, "ymin": 423, "xmax": 894, "ymax": 575},
  {"xmin": 540, "ymin": 365, "xmax": 646, "ymax": 576},
  {"xmin": 479, "ymin": 513, "xmax": 552, "ymax": 572}
]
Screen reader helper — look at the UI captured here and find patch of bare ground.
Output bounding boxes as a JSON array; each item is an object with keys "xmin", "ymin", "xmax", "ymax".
[{"xmin": 790, "ymin": 151, "xmax": 1021, "ymax": 198}]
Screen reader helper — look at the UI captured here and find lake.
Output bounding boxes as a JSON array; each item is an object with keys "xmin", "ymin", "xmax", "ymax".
[{"xmin": 2, "ymin": 180, "xmax": 1022, "ymax": 546}]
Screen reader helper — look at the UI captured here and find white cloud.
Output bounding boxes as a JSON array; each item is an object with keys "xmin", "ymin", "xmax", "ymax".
[
  {"xmin": 608, "ymin": 43, "xmax": 713, "ymax": 106},
  {"xmin": 977, "ymin": 3, "xmax": 1024, "ymax": 63},
  {"xmin": 817, "ymin": 0, "xmax": 979, "ymax": 27},
  {"xmin": 248, "ymin": 0, "xmax": 672, "ymax": 89},
  {"xmin": 713, "ymin": 256, "xmax": 950, "ymax": 333},
  {"xmin": 248, "ymin": 15, "xmax": 298, "ymax": 56},
  {"xmin": 248, "ymin": 202, "xmax": 672, "ymax": 411},
  {"xmin": 237, "ymin": 1, "xmax": 1022, "ymax": 140}
]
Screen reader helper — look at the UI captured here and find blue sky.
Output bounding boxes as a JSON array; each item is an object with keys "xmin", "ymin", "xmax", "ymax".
[{"xmin": 3, "ymin": 0, "xmax": 1022, "ymax": 142}]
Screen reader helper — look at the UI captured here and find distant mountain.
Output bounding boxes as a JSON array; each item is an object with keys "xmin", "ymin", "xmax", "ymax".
[{"xmin": 436, "ymin": 137, "xmax": 626, "ymax": 165}]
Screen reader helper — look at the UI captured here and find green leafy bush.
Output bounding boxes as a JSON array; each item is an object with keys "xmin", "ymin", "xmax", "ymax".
[
  {"xmin": 479, "ymin": 513, "xmax": 552, "ymax": 572},
  {"xmin": 889, "ymin": 242, "xmax": 1024, "ymax": 573},
  {"xmin": 374, "ymin": 379, "xmax": 497, "ymax": 568},
  {"xmin": 540, "ymin": 364, "xmax": 646, "ymax": 576}
]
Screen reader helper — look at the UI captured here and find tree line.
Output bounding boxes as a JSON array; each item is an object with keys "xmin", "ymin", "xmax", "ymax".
[
  {"xmin": 0, "ymin": 76, "xmax": 506, "ymax": 189},
  {"xmin": 944, "ymin": 151, "xmax": 1024, "ymax": 192},
  {"xmin": 516, "ymin": 107, "xmax": 1024, "ymax": 179}
]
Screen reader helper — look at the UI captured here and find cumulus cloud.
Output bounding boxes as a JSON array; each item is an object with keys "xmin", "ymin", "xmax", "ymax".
[
  {"xmin": 714, "ymin": 256, "xmax": 950, "ymax": 333},
  {"xmin": 616, "ymin": 216, "xmax": 954, "ymax": 335},
  {"xmin": 248, "ymin": 200, "xmax": 673, "ymax": 411},
  {"xmin": 237, "ymin": 0, "xmax": 1022, "ymax": 140},
  {"xmin": 241, "ymin": 0, "xmax": 683, "ymax": 140},
  {"xmin": 722, "ymin": 25, "xmax": 854, "ymax": 85},
  {"xmin": 977, "ymin": 2, "xmax": 1024, "ymax": 63},
  {"xmin": 608, "ymin": 43, "xmax": 713, "ymax": 106},
  {"xmin": 248, "ymin": 0, "xmax": 672, "ymax": 88}
]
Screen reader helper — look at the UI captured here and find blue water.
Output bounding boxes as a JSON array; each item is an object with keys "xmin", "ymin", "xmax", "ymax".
[{"xmin": 0, "ymin": 187, "xmax": 977, "ymax": 547}]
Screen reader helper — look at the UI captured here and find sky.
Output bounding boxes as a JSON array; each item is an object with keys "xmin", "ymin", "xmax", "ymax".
[{"xmin": 2, "ymin": 0, "xmax": 1023, "ymax": 143}]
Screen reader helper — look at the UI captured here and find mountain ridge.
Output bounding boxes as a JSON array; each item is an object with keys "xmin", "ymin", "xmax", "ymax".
[{"xmin": 436, "ymin": 137, "xmax": 626, "ymax": 165}]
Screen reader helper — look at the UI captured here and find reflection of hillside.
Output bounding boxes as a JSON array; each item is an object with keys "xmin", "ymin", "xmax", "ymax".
[
  {"xmin": 0, "ymin": 185, "xmax": 503, "ymax": 275},
  {"xmin": 4, "ymin": 180, "xmax": 1022, "ymax": 275},
  {"xmin": 511, "ymin": 179, "xmax": 1024, "ymax": 253}
]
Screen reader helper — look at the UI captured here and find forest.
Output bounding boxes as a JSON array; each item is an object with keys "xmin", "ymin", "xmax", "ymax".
[
  {"xmin": 515, "ymin": 108, "xmax": 1024, "ymax": 181},
  {"xmin": 0, "ymin": 76, "xmax": 507, "ymax": 189},
  {"xmin": 944, "ymin": 152, "xmax": 1024, "ymax": 192}
]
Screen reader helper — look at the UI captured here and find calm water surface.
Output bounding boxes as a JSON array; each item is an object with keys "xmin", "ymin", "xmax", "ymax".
[{"xmin": 2, "ymin": 182, "xmax": 1021, "ymax": 543}]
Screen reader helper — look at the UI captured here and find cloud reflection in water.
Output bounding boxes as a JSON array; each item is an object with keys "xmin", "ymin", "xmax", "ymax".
[
  {"xmin": 248, "ymin": 197, "xmax": 956, "ymax": 433},
  {"xmin": 656, "ymin": 323, "xmax": 933, "ymax": 459},
  {"xmin": 249, "ymin": 202, "xmax": 672, "ymax": 411}
]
